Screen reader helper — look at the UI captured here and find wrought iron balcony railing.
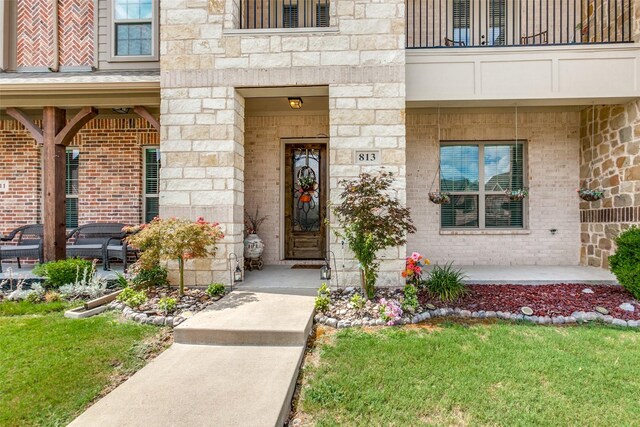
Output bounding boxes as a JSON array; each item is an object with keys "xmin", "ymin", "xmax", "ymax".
[
  {"xmin": 406, "ymin": 0, "xmax": 633, "ymax": 48},
  {"xmin": 239, "ymin": 0, "xmax": 330, "ymax": 29}
]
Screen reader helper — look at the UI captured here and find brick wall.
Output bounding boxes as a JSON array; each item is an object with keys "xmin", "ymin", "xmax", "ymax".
[
  {"xmin": 0, "ymin": 120, "xmax": 42, "ymax": 234},
  {"xmin": 406, "ymin": 109, "xmax": 582, "ymax": 266},
  {"xmin": 0, "ymin": 117, "xmax": 158, "ymax": 236},
  {"xmin": 16, "ymin": 0, "xmax": 94, "ymax": 69},
  {"xmin": 244, "ymin": 113, "xmax": 330, "ymax": 264},
  {"xmin": 580, "ymin": 101, "xmax": 640, "ymax": 268}
]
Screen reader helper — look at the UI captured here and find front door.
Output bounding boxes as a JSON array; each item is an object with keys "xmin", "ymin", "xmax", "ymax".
[
  {"xmin": 284, "ymin": 143, "xmax": 327, "ymax": 260},
  {"xmin": 452, "ymin": 0, "xmax": 511, "ymax": 46}
]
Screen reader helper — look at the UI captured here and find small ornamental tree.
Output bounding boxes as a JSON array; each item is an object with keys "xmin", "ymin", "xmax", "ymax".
[
  {"xmin": 332, "ymin": 171, "xmax": 416, "ymax": 299},
  {"xmin": 125, "ymin": 217, "xmax": 224, "ymax": 296}
]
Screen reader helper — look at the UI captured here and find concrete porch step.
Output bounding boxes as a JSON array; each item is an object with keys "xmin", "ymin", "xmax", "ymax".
[
  {"xmin": 69, "ymin": 343, "xmax": 305, "ymax": 427},
  {"xmin": 174, "ymin": 291, "xmax": 316, "ymax": 346}
]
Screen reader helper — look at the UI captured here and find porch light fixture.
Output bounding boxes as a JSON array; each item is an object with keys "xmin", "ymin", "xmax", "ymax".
[
  {"xmin": 288, "ymin": 97, "xmax": 303, "ymax": 109},
  {"xmin": 112, "ymin": 107, "xmax": 131, "ymax": 114}
]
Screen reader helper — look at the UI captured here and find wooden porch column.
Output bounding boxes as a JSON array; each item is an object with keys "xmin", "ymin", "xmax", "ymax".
[
  {"xmin": 7, "ymin": 106, "xmax": 98, "ymax": 262},
  {"xmin": 42, "ymin": 107, "xmax": 67, "ymax": 261}
]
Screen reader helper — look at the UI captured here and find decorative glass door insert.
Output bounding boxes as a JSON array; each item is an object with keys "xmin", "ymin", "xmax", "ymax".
[{"xmin": 285, "ymin": 143, "xmax": 326, "ymax": 259}]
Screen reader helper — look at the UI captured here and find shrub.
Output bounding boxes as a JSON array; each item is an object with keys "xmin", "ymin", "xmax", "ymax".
[
  {"xmin": 206, "ymin": 283, "xmax": 226, "ymax": 299},
  {"xmin": 158, "ymin": 297, "xmax": 177, "ymax": 314},
  {"xmin": 349, "ymin": 293, "xmax": 365, "ymax": 310},
  {"xmin": 32, "ymin": 258, "xmax": 94, "ymax": 289},
  {"xmin": 402, "ymin": 284, "xmax": 419, "ymax": 314},
  {"xmin": 125, "ymin": 217, "xmax": 224, "ymax": 296},
  {"xmin": 25, "ymin": 291, "xmax": 41, "ymax": 304},
  {"xmin": 332, "ymin": 172, "xmax": 416, "ymax": 299},
  {"xmin": 117, "ymin": 288, "xmax": 147, "ymax": 309},
  {"xmin": 426, "ymin": 263, "xmax": 468, "ymax": 302},
  {"xmin": 131, "ymin": 265, "xmax": 169, "ymax": 289},
  {"xmin": 44, "ymin": 291, "xmax": 61, "ymax": 303},
  {"xmin": 315, "ymin": 283, "xmax": 331, "ymax": 312},
  {"xmin": 609, "ymin": 226, "xmax": 640, "ymax": 299}
]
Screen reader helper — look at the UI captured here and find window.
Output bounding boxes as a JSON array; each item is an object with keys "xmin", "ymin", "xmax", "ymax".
[
  {"xmin": 66, "ymin": 149, "xmax": 80, "ymax": 228},
  {"xmin": 143, "ymin": 147, "xmax": 160, "ymax": 223},
  {"xmin": 112, "ymin": 0, "xmax": 155, "ymax": 57},
  {"xmin": 452, "ymin": 0, "xmax": 471, "ymax": 45},
  {"xmin": 283, "ymin": 3, "xmax": 299, "ymax": 28},
  {"xmin": 440, "ymin": 141, "xmax": 525, "ymax": 229},
  {"xmin": 315, "ymin": 2, "xmax": 329, "ymax": 27}
]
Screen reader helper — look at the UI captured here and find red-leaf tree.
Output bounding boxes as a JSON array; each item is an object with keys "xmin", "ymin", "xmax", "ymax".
[{"xmin": 332, "ymin": 171, "xmax": 416, "ymax": 299}]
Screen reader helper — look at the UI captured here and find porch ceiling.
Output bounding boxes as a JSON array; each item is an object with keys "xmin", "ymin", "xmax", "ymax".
[{"xmin": 245, "ymin": 96, "xmax": 328, "ymax": 115}]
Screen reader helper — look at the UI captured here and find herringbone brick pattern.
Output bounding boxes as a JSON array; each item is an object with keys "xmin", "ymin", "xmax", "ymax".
[
  {"xmin": 59, "ymin": 0, "xmax": 94, "ymax": 67},
  {"xmin": 16, "ymin": 0, "xmax": 94, "ymax": 69},
  {"xmin": 16, "ymin": 0, "xmax": 53, "ymax": 68}
]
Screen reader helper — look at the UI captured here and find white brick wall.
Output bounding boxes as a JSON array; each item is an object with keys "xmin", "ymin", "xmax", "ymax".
[{"xmin": 406, "ymin": 109, "xmax": 582, "ymax": 266}]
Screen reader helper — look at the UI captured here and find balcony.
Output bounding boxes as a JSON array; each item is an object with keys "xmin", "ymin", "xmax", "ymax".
[
  {"xmin": 239, "ymin": 0, "xmax": 330, "ymax": 30},
  {"xmin": 406, "ymin": 0, "xmax": 634, "ymax": 48},
  {"xmin": 405, "ymin": 0, "xmax": 639, "ymax": 105}
]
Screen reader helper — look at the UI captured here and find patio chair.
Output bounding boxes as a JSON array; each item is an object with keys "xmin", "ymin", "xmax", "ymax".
[
  {"xmin": 520, "ymin": 30, "xmax": 548, "ymax": 45},
  {"xmin": 444, "ymin": 37, "xmax": 466, "ymax": 47},
  {"xmin": 0, "ymin": 224, "xmax": 44, "ymax": 273},
  {"xmin": 66, "ymin": 223, "xmax": 127, "ymax": 270}
]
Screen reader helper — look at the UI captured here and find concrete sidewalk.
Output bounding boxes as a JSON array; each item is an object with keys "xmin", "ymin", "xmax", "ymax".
[{"xmin": 70, "ymin": 291, "xmax": 315, "ymax": 427}]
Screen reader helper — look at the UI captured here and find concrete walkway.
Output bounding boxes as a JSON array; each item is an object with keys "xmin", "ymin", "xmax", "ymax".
[{"xmin": 70, "ymin": 292, "xmax": 315, "ymax": 427}]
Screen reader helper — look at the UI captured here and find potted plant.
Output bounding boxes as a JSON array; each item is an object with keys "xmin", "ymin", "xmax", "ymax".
[
  {"xmin": 244, "ymin": 207, "xmax": 268, "ymax": 260},
  {"xmin": 577, "ymin": 188, "xmax": 604, "ymax": 202},
  {"xmin": 505, "ymin": 188, "xmax": 529, "ymax": 201},
  {"xmin": 428, "ymin": 192, "xmax": 451, "ymax": 205}
]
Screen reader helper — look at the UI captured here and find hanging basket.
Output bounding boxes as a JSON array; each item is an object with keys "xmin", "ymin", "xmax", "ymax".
[
  {"xmin": 505, "ymin": 188, "xmax": 529, "ymax": 201},
  {"xmin": 428, "ymin": 192, "xmax": 451, "ymax": 205},
  {"xmin": 577, "ymin": 188, "xmax": 604, "ymax": 202}
]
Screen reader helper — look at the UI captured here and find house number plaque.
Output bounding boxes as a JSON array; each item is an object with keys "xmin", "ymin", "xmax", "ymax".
[
  {"xmin": 355, "ymin": 150, "xmax": 380, "ymax": 164},
  {"xmin": 0, "ymin": 181, "xmax": 7, "ymax": 193}
]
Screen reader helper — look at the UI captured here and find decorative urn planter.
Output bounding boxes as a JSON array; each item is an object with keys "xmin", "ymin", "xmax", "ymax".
[{"xmin": 243, "ymin": 233, "xmax": 265, "ymax": 259}]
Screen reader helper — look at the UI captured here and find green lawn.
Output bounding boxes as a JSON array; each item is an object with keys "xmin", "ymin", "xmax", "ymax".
[
  {"xmin": 0, "ymin": 300, "xmax": 71, "ymax": 316},
  {"xmin": 0, "ymin": 302, "xmax": 165, "ymax": 427},
  {"xmin": 300, "ymin": 322, "xmax": 640, "ymax": 426}
]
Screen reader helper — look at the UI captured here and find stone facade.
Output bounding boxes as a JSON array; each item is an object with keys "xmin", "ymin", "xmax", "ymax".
[
  {"xmin": 579, "ymin": 101, "xmax": 640, "ymax": 268},
  {"xmin": 0, "ymin": 117, "xmax": 158, "ymax": 235},
  {"xmin": 407, "ymin": 109, "xmax": 582, "ymax": 266},
  {"xmin": 159, "ymin": 0, "xmax": 407, "ymax": 286}
]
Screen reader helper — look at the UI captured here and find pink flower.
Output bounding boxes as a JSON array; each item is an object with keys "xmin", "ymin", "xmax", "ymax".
[{"xmin": 411, "ymin": 252, "xmax": 421, "ymax": 262}]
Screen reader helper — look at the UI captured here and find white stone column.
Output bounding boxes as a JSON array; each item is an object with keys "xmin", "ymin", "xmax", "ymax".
[{"xmin": 160, "ymin": 87, "xmax": 245, "ymax": 286}]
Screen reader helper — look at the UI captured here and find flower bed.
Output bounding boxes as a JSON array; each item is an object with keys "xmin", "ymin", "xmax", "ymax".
[
  {"xmin": 107, "ymin": 288, "xmax": 223, "ymax": 327},
  {"xmin": 314, "ymin": 284, "xmax": 640, "ymax": 329}
]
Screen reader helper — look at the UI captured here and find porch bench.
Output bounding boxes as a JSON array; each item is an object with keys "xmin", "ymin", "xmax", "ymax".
[
  {"xmin": 0, "ymin": 224, "xmax": 44, "ymax": 273},
  {"xmin": 66, "ymin": 223, "xmax": 128, "ymax": 271}
]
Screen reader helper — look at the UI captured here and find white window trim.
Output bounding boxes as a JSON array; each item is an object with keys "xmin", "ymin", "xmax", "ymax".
[
  {"xmin": 439, "ymin": 140, "xmax": 528, "ymax": 230},
  {"xmin": 107, "ymin": 0, "xmax": 159, "ymax": 62},
  {"xmin": 142, "ymin": 145, "xmax": 160, "ymax": 224}
]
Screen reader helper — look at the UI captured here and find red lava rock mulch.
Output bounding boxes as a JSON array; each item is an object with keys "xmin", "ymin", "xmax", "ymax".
[{"xmin": 418, "ymin": 284, "xmax": 640, "ymax": 321}]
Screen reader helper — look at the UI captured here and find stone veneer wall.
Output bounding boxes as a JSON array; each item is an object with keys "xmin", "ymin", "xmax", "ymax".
[
  {"xmin": 160, "ymin": 0, "xmax": 407, "ymax": 286},
  {"xmin": 406, "ymin": 109, "xmax": 582, "ymax": 265},
  {"xmin": 579, "ymin": 101, "xmax": 640, "ymax": 268},
  {"xmin": 244, "ymin": 113, "xmax": 329, "ymax": 265},
  {"xmin": 0, "ymin": 117, "xmax": 158, "ymax": 235}
]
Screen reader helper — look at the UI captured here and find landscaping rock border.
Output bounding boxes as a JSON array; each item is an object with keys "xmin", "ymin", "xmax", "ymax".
[
  {"xmin": 106, "ymin": 301, "xmax": 185, "ymax": 327},
  {"xmin": 315, "ymin": 307, "xmax": 640, "ymax": 329}
]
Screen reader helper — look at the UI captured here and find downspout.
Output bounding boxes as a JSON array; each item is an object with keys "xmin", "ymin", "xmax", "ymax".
[{"xmin": 50, "ymin": 0, "xmax": 59, "ymax": 72}]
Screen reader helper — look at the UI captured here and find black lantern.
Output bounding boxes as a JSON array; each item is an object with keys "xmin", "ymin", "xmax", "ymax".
[
  {"xmin": 320, "ymin": 263, "xmax": 332, "ymax": 280},
  {"xmin": 234, "ymin": 263, "xmax": 243, "ymax": 282}
]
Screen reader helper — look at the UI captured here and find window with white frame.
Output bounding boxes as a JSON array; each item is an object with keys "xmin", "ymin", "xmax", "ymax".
[
  {"xmin": 143, "ymin": 147, "xmax": 160, "ymax": 223},
  {"xmin": 112, "ymin": 0, "xmax": 155, "ymax": 57},
  {"xmin": 65, "ymin": 149, "xmax": 80, "ymax": 228},
  {"xmin": 440, "ymin": 141, "xmax": 526, "ymax": 229}
]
